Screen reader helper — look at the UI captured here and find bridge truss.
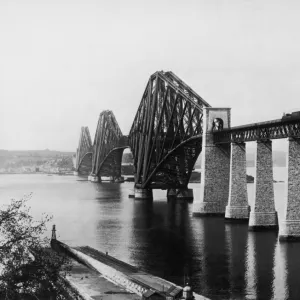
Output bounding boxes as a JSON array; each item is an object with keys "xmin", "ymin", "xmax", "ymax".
[
  {"xmin": 214, "ymin": 117, "xmax": 300, "ymax": 144},
  {"xmin": 75, "ymin": 127, "xmax": 93, "ymax": 175},
  {"xmin": 91, "ymin": 110, "xmax": 128, "ymax": 179},
  {"xmin": 129, "ymin": 71, "xmax": 211, "ymax": 189}
]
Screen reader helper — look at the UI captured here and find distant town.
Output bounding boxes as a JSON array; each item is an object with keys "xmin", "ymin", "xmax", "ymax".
[{"xmin": 0, "ymin": 149, "xmax": 74, "ymax": 175}]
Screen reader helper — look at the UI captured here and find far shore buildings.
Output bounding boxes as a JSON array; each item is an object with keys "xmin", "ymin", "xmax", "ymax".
[{"xmin": 0, "ymin": 158, "xmax": 73, "ymax": 175}]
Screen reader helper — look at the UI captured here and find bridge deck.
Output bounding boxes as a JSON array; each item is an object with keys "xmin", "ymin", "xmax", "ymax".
[{"xmin": 214, "ymin": 117, "xmax": 300, "ymax": 143}]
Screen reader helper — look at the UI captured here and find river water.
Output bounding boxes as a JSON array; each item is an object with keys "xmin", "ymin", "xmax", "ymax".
[{"xmin": 0, "ymin": 168, "xmax": 299, "ymax": 300}]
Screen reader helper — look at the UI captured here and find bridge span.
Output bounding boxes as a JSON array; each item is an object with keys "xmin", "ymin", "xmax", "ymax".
[
  {"xmin": 75, "ymin": 71, "xmax": 210, "ymax": 191},
  {"xmin": 74, "ymin": 70, "xmax": 300, "ymax": 242}
]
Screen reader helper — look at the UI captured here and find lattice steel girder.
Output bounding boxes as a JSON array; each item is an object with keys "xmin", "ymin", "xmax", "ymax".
[
  {"xmin": 75, "ymin": 126, "xmax": 93, "ymax": 171},
  {"xmin": 129, "ymin": 71, "xmax": 211, "ymax": 189},
  {"xmin": 77, "ymin": 152, "xmax": 93, "ymax": 175},
  {"xmin": 137, "ymin": 137, "xmax": 202, "ymax": 189},
  {"xmin": 91, "ymin": 110, "xmax": 127, "ymax": 176},
  {"xmin": 214, "ymin": 118, "xmax": 300, "ymax": 144},
  {"xmin": 97, "ymin": 147, "xmax": 127, "ymax": 178}
]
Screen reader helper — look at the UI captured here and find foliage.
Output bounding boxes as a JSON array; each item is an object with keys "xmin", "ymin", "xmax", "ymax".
[{"xmin": 0, "ymin": 194, "xmax": 71, "ymax": 299}]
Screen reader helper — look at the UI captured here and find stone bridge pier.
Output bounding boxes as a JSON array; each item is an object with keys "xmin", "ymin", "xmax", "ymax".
[
  {"xmin": 193, "ymin": 108, "xmax": 300, "ymax": 240},
  {"xmin": 225, "ymin": 142, "xmax": 250, "ymax": 221},
  {"xmin": 193, "ymin": 107, "xmax": 231, "ymax": 216},
  {"xmin": 279, "ymin": 137, "xmax": 300, "ymax": 241},
  {"xmin": 249, "ymin": 140, "xmax": 278, "ymax": 230}
]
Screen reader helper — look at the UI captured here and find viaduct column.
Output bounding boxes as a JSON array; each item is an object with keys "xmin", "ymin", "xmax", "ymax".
[
  {"xmin": 225, "ymin": 142, "xmax": 250, "ymax": 221},
  {"xmin": 279, "ymin": 137, "xmax": 300, "ymax": 241},
  {"xmin": 193, "ymin": 107, "xmax": 231, "ymax": 216},
  {"xmin": 249, "ymin": 140, "xmax": 278, "ymax": 230}
]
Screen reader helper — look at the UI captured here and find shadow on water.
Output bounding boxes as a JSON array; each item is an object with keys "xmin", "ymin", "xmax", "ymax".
[
  {"xmin": 129, "ymin": 198, "xmax": 193, "ymax": 285},
  {"xmin": 245, "ymin": 230, "xmax": 277, "ymax": 300},
  {"xmin": 225, "ymin": 223, "xmax": 248, "ymax": 299},
  {"xmin": 188, "ymin": 216, "xmax": 299, "ymax": 300},
  {"xmin": 190, "ymin": 216, "xmax": 230, "ymax": 299},
  {"xmin": 279, "ymin": 241, "xmax": 300, "ymax": 300}
]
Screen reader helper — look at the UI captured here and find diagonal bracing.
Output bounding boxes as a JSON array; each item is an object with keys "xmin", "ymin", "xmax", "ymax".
[
  {"xmin": 128, "ymin": 71, "xmax": 211, "ymax": 189},
  {"xmin": 91, "ymin": 110, "xmax": 127, "ymax": 178},
  {"xmin": 75, "ymin": 126, "xmax": 93, "ymax": 174}
]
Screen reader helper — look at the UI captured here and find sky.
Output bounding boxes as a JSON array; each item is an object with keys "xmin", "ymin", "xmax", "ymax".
[{"xmin": 0, "ymin": 0, "xmax": 300, "ymax": 151}]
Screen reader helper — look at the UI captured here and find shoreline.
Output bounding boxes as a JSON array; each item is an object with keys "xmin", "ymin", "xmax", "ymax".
[
  {"xmin": 0, "ymin": 172, "xmax": 74, "ymax": 176},
  {"xmin": 0, "ymin": 172, "xmax": 285, "ymax": 183}
]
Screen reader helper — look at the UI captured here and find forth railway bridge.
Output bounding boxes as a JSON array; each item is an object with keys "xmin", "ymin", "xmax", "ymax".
[{"xmin": 74, "ymin": 70, "xmax": 300, "ymax": 241}]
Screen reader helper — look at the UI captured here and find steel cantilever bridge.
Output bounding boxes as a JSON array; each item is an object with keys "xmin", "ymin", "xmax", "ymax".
[
  {"xmin": 74, "ymin": 70, "xmax": 300, "ymax": 190},
  {"xmin": 74, "ymin": 71, "xmax": 211, "ymax": 189},
  {"xmin": 74, "ymin": 70, "xmax": 300, "ymax": 240}
]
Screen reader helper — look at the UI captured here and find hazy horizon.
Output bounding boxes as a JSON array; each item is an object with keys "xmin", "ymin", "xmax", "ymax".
[
  {"xmin": 1, "ymin": 0, "xmax": 300, "ymax": 151},
  {"xmin": 0, "ymin": 146, "xmax": 288, "ymax": 155}
]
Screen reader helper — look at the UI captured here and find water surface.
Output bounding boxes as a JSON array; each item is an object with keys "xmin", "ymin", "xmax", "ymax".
[{"xmin": 0, "ymin": 172, "xmax": 299, "ymax": 300}]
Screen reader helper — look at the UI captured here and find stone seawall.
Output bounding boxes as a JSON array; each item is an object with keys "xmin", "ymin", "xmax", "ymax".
[
  {"xmin": 52, "ymin": 240, "xmax": 150, "ymax": 296},
  {"xmin": 59, "ymin": 276, "xmax": 94, "ymax": 300},
  {"xmin": 51, "ymin": 240, "xmax": 210, "ymax": 300},
  {"xmin": 71, "ymin": 248, "xmax": 148, "ymax": 296}
]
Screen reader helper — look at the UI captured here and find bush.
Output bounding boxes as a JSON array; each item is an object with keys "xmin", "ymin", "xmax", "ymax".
[{"xmin": 0, "ymin": 194, "xmax": 71, "ymax": 299}]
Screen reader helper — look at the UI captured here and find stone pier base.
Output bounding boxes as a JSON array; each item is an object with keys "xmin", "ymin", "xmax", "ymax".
[
  {"xmin": 225, "ymin": 142, "xmax": 250, "ymax": 221},
  {"xmin": 279, "ymin": 220, "xmax": 300, "ymax": 241},
  {"xmin": 73, "ymin": 171, "xmax": 79, "ymax": 176},
  {"xmin": 193, "ymin": 202, "xmax": 226, "ymax": 216},
  {"xmin": 88, "ymin": 175, "xmax": 100, "ymax": 182},
  {"xmin": 249, "ymin": 140, "xmax": 278, "ymax": 230},
  {"xmin": 225, "ymin": 205, "xmax": 250, "ymax": 221},
  {"xmin": 176, "ymin": 189, "xmax": 194, "ymax": 201},
  {"xmin": 279, "ymin": 137, "xmax": 300, "ymax": 241},
  {"xmin": 249, "ymin": 212, "xmax": 278, "ymax": 230},
  {"xmin": 134, "ymin": 188, "xmax": 153, "ymax": 200}
]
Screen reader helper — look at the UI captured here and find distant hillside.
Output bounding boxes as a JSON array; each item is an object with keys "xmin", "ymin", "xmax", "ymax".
[
  {"xmin": 0, "ymin": 149, "xmax": 74, "ymax": 157},
  {"xmin": 194, "ymin": 149, "xmax": 286, "ymax": 169},
  {"xmin": 0, "ymin": 149, "xmax": 75, "ymax": 169}
]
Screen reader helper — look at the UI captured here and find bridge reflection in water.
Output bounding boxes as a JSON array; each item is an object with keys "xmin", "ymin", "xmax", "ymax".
[
  {"xmin": 89, "ymin": 184, "xmax": 300, "ymax": 300},
  {"xmin": 225, "ymin": 223, "xmax": 247, "ymax": 298},
  {"xmin": 125, "ymin": 189, "xmax": 300, "ymax": 300},
  {"xmin": 246, "ymin": 231, "xmax": 277, "ymax": 300}
]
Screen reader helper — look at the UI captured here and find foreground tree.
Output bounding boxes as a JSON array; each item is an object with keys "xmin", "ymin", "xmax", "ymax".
[{"xmin": 0, "ymin": 193, "xmax": 71, "ymax": 299}]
